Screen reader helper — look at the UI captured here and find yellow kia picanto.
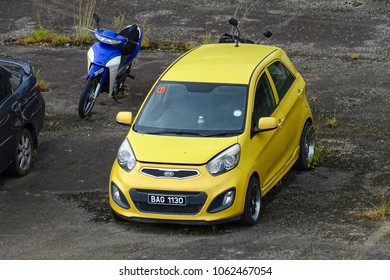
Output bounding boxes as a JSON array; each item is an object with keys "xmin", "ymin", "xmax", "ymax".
[{"xmin": 109, "ymin": 42, "xmax": 314, "ymax": 225}]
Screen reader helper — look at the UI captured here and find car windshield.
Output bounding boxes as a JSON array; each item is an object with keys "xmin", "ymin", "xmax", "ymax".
[{"xmin": 134, "ymin": 81, "xmax": 248, "ymax": 137}]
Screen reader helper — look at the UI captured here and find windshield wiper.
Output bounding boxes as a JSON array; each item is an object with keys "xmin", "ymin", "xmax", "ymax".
[
  {"xmin": 145, "ymin": 130, "xmax": 204, "ymax": 136},
  {"xmin": 203, "ymin": 131, "xmax": 240, "ymax": 137}
]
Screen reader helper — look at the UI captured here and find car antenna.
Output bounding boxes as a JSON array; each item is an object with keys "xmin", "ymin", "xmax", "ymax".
[{"xmin": 228, "ymin": 18, "xmax": 240, "ymax": 47}]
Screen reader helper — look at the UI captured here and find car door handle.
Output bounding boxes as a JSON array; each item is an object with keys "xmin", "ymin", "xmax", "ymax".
[
  {"xmin": 298, "ymin": 88, "xmax": 304, "ymax": 97},
  {"xmin": 11, "ymin": 101, "xmax": 21, "ymax": 112},
  {"xmin": 278, "ymin": 118, "xmax": 285, "ymax": 126}
]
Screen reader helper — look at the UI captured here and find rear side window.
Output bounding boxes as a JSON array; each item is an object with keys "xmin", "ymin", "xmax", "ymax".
[
  {"xmin": 0, "ymin": 78, "xmax": 10, "ymax": 103},
  {"xmin": 268, "ymin": 61, "xmax": 295, "ymax": 100},
  {"xmin": 1, "ymin": 66, "xmax": 21, "ymax": 92},
  {"xmin": 8, "ymin": 74, "xmax": 21, "ymax": 91}
]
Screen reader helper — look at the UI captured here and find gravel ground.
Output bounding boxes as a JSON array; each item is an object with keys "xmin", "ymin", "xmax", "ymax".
[{"xmin": 0, "ymin": 0, "xmax": 389, "ymax": 259}]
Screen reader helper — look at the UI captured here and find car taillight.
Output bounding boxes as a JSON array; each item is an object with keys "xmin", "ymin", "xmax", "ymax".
[{"xmin": 35, "ymin": 83, "xmax": 41, "ymax": 92}]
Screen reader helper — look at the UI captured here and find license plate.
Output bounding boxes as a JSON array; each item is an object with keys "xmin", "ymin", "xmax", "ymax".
[{"xmin": 148, "ymin": 194, "xmax": 186, "ymax": 206}]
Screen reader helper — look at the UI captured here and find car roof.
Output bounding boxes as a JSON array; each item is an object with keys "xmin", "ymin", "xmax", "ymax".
[{"xmin": 161, "ymin": 43, "xmax": 280, "ymax": 85}]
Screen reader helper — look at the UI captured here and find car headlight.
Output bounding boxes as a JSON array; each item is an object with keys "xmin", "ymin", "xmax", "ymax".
[
  {"xmin": 117, "ymin": 139, "xmax": 136, "ymax": 172},
  {"xmin": 95, "ymin": 33, "xmax": 122, "ymax": 45},
  {"xmin": 206, "ymin": 144, "xmax": 240, "ymax": 176}
]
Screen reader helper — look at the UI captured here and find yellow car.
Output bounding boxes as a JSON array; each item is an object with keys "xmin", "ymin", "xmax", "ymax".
[{"xmin": 109, "ymin": 42, "xmax": 314, "ymax": 225}]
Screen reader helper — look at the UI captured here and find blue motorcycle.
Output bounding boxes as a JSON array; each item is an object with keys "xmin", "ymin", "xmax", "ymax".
[{"xmin": 78, "ymin": 13, "xmax": 142, "ymax": 118}]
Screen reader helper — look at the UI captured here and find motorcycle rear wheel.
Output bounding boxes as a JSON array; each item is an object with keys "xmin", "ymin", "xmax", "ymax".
[{"xmin": 78, "ymin": 77, "xmax": 99, "ymax": 118}]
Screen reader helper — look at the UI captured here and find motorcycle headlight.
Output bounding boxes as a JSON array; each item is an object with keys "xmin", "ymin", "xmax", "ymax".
[
  {"xmin": 95, "ymin": 33, "xmax": 122, "ymax": 45},
  {"xmin": 206, "ymin": 144, "xmax": 240, "ymax": 176},
  {"xmin": 117, "ymin": 139, "xmax": 136, "ymax": 172}
]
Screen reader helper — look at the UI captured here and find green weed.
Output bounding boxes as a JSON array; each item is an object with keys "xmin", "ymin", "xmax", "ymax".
[
  {"xmin": 112, "ymin": 13, "xmax": 126, "ymax": 33},
  {"xmin": 140, "ymin": 20, "xmax": 151, "ymax": 49},
  {"xmin": 73, "ymin": 0, "xmax": 96, "ymax": 44},
  {"xmin": 32, "ymin": 67, "xmax": 50, "ymax": 91},
  {"xmin": 349, "ymin": 53, "xmax": 361, "ymax": 61},
  {"xmin": 326, "ymin": 116, "xmax": 337, "ymax": 128},
  {"xmin": 356, "ymin": 193, "xmax": 389, "ymax": 220},
  {"xmin": 20, "ymin": 25, "xmax": 72, "ymax": 46}
]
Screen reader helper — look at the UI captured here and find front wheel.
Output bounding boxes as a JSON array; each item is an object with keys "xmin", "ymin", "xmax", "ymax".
[
  {"xmin": 240, "ymin": 177, "xmax": 262, "ymax": 226},
  {"xmin": 78, "ymin": 77, "xmax": 100, "ymax": 118}
]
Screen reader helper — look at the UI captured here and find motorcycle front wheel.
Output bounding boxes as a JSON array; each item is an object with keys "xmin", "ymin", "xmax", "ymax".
[{"xmin": 78, "ymin": 77, "xmax": 100, "ymax": 118}]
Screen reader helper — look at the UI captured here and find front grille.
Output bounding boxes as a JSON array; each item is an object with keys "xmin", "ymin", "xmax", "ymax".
[
  {"xmin": 135, "ymin": 203, "xmax": 201, "ymax": 215},
  {"xmin": 141, "ymin": 168, "xmax": 199, "ymax": 179},
  {"xmin": 130, "ymin": 189, "xmax": 207, "ymax": 215}
]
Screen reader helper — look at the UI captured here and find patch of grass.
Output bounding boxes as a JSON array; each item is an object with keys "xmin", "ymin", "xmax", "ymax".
[
  {"xmin": 140, "ymin": 20, "xmax": 151, "ymax": 49},
  {"xmin": 308, "ymin": 142, "xmax": 323, "ymax": 168},
  {"xmin": 201, "ymin": 31, "xmax": 213, "ymax": 45},
  {"xmin": 112, "ymin": 13, "xmax": 126, "ymax": 33},
  {"xmin": 73, "ymin": 0, "xmax": 96, "ymax": 45},
  {"xmin": 326, "ymin": 116, "xmax": 337, "ymax": 128},
  {"xmin": 73, "ymin": 31, "xmax": 94, "ymax": 45},
  {"xmin": 32, "ymin": 149, "xmax": 39, "ymax": 160},
  {"xmin": 356, "ymin": 193, "xmax": 389, "ymax": 220},
  {"xmin": 349, "ymin": 53, "xmax": 361, "ymax": 61},
  {"xmin": 32, "ymin": 67, "xmax": 50, "ymax": 91},
  {"xmin": 20, "ymin": 25, "xmax": 72, "ymax": 46},
  {"xmin": 184, "ymin": 40, "xmax": 197, "ymax": 50}
]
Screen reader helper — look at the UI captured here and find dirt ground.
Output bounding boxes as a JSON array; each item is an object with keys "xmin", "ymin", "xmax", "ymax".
[{"xmin": 0, "ymin": 0, "xmax": 389, "ymax": 259}]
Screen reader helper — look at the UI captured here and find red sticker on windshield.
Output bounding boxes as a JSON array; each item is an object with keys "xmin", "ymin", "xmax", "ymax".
[{"xmin": 156, "ymin": 86, "xmax": 167, "ymax": 94}]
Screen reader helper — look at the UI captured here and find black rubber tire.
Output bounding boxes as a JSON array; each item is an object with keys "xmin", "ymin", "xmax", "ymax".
[
  {"xmin": 111, "ymin": 208, "xmax": 124, "ymax": 221},
  {"xmin": 240, "ymin": 177, "xmax": 262, "ymax": 226},
  {"xmin": 295, "ymin": 121, "xmax": 315, "ymax": 170},
  {"xmin": 6, "ymin": 128, "xmax": 33, "ymax": 177},
  {"xmin": 78, "ymin": 78, "xmax": 99, "ymax": 118}
]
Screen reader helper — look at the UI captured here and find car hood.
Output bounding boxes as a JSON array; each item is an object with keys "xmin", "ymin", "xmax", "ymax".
[{"xmin": 128, "ymin": 132, "xmax": 238, "ymax": 165}]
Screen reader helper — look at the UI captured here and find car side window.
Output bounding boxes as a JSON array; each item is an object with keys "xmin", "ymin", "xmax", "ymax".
[
  {"xmin": 268, "ymin": 61, "xmax": 295, "ymax": 100},
  {"xmin": 0, "ymin": 78, "xmax": 8, "ymax": 103},
  {"xmin": 253, "ymin": 73, "xmax": 276, "ymax": 123}
]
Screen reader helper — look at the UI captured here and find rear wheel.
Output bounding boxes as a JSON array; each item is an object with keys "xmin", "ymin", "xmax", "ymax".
[
  {"xmin": 78, "ymin": 77, "xmax": 99, "ymax": 118},
  {"xmin": 240, "ymin": 177, "xmax": 262, "ymax": 226},
  {"xmin": 295, "ymin": 121, "xmax": 316, "ymax": 170},
  {"xmin": 7, "ymin": 128, "xmax": 33, "ymax": 176}
]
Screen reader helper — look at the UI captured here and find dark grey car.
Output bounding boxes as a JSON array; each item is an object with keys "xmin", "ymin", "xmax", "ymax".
[{"xmin": 0, "ymin": 58, "xmax": 45, "ymax": 176}]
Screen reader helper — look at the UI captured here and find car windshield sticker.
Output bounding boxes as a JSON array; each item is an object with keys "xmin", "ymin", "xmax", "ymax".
[
  {"xmin": 156, "ymin": 86, "xmax": 167, "ymax": 94},
  {"xmin": 233, "ymin": 110, "xmax": 242, "ymax": 117}
]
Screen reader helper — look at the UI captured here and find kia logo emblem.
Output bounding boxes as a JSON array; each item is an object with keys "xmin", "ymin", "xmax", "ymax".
[{"xmin": 163, "ymin": 171, "xmax": 175, "ymax": 177}]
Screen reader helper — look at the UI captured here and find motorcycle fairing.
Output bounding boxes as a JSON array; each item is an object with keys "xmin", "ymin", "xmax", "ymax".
[{"xmin": 87, "ymin": 42, "xmax": 121, "ymax": 96}]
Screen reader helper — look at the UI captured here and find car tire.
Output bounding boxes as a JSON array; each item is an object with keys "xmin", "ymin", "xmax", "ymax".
[
  {"xmin": 295, "ymin": 121, "xmax": 315, "ymax": 170},
  {"xmin": 240, "ymin": 177, "xmax": 262, "ymax": 226},
  {"xmin": 7, "ymin": 128, "xmax": 33, "ymax": 177},
  {"xmin": 111, "ymin": 208, "xmax": 124, "ymax": 221}
]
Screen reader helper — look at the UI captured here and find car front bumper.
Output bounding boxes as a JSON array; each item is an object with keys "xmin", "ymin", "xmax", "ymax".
[{"xmin": 109, "ymin": 160, "xmax": 249, "ymax": 224}]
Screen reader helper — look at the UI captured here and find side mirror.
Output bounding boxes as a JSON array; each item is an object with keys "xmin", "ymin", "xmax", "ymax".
[
  {"xmin": 263, "ymin": 31, "xmax": 272, "ymax": 38},
  {"xmin": 256, "ymin": 117, "xmax": 278, "ymax": 133},
  {"xmin": 93, "ymin": 13, "xmax": 100, "ymax": 29},
  {"xmin": 116, "ymin": 112, "xmax": 133, "ymax": 126},
  {"xmin": 228, "ymin": 18, "xmax": 238, "ymax": 27},
  {"xmin": 93, "ymin": 13, "xmax": 100, "ymax": 24}
]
